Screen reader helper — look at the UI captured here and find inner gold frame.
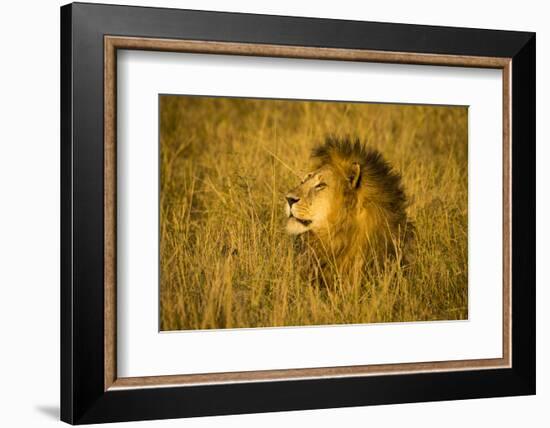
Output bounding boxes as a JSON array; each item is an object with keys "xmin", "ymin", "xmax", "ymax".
[{"xmin": 104, "ymin": 35, "xmax": 512, "ymax": 391}]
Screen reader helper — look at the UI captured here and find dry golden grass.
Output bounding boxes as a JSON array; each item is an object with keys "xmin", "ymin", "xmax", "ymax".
[{"xmin": 159, "ymin": 95, "xmax": 468, "ymax": 331}]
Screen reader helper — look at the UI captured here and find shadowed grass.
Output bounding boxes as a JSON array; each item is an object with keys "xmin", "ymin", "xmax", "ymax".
[{"xmin": 159, "ymin": 96, "xmax": 468, "ymax": 331}]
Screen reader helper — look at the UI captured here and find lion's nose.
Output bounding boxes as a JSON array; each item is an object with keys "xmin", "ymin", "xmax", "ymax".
[{"xmin": 286, "ymin": 195, "xmax": 300, "ymax": 208}]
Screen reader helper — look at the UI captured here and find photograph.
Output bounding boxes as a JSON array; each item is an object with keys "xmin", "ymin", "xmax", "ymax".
[
  {"xmin": 159, "ymin": 95, "xmax": 469, "ymax": 331},
  {"xmin": 54, "ymin": 1, "xmax": 536, "ymax": 425}
]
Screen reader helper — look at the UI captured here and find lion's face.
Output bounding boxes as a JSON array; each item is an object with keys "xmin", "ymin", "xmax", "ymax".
[
  {"xmin": 285, "ymin": 166, "xmax": 344, "ymax": 235},
  {"xmin": 284, "ymin": 138, "xmax": 410, "ymax": 273}
]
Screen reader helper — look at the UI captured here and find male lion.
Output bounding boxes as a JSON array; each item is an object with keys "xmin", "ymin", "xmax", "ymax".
[{"xmin": 285, "ymin": 136, "xmax": 413, "ymax": 279}]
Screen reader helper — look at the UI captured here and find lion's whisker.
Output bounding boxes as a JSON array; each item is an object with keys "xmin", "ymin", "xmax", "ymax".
[{"xmin": 263, "ymin": 148, "xmax": 301, "ymax": 178}]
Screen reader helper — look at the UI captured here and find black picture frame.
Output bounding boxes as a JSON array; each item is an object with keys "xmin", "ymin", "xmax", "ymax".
[{"xmin": 61, "ymin": 2, "xmax": 535, "ymax": 424}]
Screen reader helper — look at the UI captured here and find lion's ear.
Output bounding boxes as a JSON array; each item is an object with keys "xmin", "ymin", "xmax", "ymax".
[{"xmin": 349, "ymin": 162, "xmax": 361, "ymax": 189}]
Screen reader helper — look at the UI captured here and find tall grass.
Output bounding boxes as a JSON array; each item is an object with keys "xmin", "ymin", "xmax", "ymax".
[{"xmin": 159, "ymin": 96, "xmax": 468, "ymax": 331}]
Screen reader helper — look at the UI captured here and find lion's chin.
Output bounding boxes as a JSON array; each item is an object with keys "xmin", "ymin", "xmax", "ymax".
[{"xmin": 286, "ymin": 217, "xmax": 312, "ymax": 235}]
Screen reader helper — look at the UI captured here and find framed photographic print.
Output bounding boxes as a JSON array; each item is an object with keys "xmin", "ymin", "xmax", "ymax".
[{"xmin": 60, "ymin": 2, "xmax": 535, "ymax": 424}]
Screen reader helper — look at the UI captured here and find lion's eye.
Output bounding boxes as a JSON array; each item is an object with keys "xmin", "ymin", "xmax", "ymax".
[{"xmin": 315, "ymin": 183, "xmax": 327, "ymax": 191}]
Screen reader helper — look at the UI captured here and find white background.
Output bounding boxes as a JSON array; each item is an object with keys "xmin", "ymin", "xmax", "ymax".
[
  {"xmin": 118, "ymin": 51, "xmax": 503, "ymax": 377},
  {"xmin": 0, "ymin": 0, "xmax": 546, "ymax": 427}
]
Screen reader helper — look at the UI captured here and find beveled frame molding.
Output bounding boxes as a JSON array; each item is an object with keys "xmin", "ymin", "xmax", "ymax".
[{"xmin": 104, "ymin": 36, "xmax": 512, "ymax": 392}]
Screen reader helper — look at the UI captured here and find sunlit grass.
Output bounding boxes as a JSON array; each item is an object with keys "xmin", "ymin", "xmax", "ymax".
[{"xmin": 159, "ymin": 96, "xmax": 468, "ymax": 331}]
